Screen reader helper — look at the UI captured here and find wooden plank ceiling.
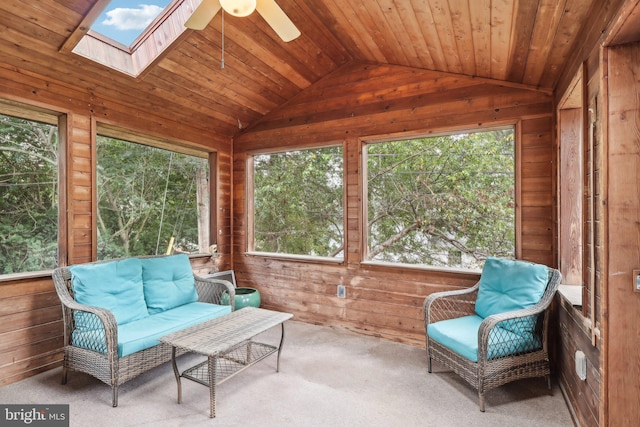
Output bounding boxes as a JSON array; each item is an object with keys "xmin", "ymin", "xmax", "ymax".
[{"xmin": 0, "ymin": 0, "xmax": 602, "ymax": 142}]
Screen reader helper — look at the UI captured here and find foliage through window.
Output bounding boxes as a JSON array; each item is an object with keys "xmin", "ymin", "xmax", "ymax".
[
  {"xmin": 97, "ymin": 135, "xmax": 210, "ymax": 260},
  {"xmin": 365, "ymin": 128, "xmax": 515, "ymax": 270},
  {"xmin": 251, "ymin": 146, "xmax": 344, "ymax": 258},
  {"xmin": 0, "ymin": 113, "xmax": 59, "ymax": 274}
]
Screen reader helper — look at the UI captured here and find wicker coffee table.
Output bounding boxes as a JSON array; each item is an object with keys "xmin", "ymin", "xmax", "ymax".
[{"xmin": 160, "ymin": 307, "xmax": 293, "ymax": 418}]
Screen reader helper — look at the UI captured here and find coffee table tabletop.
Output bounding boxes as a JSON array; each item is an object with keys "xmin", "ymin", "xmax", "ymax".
[{"xmin": 161, "ymin": 307, "xmax": 292, "ymax": 355}]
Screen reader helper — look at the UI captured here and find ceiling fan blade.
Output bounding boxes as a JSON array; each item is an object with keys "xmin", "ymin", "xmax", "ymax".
[
  {"xmin": 185, "ymin": 0, "xmax": 222, "ymax": 30},
  {"xmin": 256, "ymin": 0, "xmax": 301, "ymax": 42}
]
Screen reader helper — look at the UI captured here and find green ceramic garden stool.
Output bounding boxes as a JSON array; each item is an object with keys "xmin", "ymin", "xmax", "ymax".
[{"xmin": 222, "ymin": 287, "xmax": 261, "ymax": 310}]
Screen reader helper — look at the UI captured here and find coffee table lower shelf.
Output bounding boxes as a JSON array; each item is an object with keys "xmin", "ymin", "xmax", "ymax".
[{"xmin": 182, "ymin": 340, "xmax": 279, "ymax": 387}]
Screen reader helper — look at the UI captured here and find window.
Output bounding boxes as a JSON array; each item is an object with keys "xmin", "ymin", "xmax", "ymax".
[
  {"xmin": 0, "ymin": 111, "xmax": 59, "ymax": 274},
  {"xmin": 365, "ymin": 128, "xmax": 516, "ymax": 270},
  {"xmin": 97, "ymin": 134, "xmax": 210, "ymax": 260},
  {"xmin": 90, "ymin": 0, "xmax": 172, "ymax": 46},
  {"xmin": 250, "ymin": 146, "xmax": 344, "ymax": 258}
]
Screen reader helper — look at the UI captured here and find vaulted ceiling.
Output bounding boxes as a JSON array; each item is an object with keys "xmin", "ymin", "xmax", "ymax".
[{"xmin": 0, "ymin": 0, "xmax": 627, "ymax": 141}]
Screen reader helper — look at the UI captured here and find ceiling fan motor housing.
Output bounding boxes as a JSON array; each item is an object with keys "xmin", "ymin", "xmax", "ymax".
[{"xmin": 219, "ymin": 0, "xmax": 256, "ymax": 17}]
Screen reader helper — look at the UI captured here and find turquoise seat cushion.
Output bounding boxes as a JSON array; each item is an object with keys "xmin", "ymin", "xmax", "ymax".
[
  {"xmin": 474, "ymin": 257, "xmax": 548, "ymax": 334},
  {"xmin": 427, "ymin": 315, "xmax": 541, "ymax": 362},
  {"xmin": 70, "ymin": 258, "xmax": 149, "ymax": 328},
  {"xmin": 71, "ymin": 302, "xmax": 232, "ymax": 357},
  {"xmin": 141, "ymin": 254, "xmax": 198, "ymax": 314}
]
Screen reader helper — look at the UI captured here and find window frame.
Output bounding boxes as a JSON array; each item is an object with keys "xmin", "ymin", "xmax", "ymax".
[
  {"xmin": 0, "ymin": 100, "xmax": 67, "ymax": 278},
  {"xmin": 361, "ymin": 123, "xmax": 521, "ymax": 273},
  {"xmin": 245, "ymin": 143, "xmax": 347, "ymax": 263},
  {"xmin": 557, "ymin": 63, "xmax": 595, "ymax": 323},
  {"xmin": 95, "ymin": 123, "xmax": 215, "ymax": 260}
]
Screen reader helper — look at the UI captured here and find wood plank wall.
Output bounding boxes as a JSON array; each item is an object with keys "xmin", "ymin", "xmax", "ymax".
[
  {"xmin": 555, "ymin": 38, "xmax": 606, "ymax": 427},
  {"xmin": 605, "ymin": 41, "xmax": 640, "ymax": 427},
  {"xmin": 556, "ymin": 295, "xmax": 601, "ymax": 426},
  {"xmin": 0, "ymin": 64, "xmax": 233, "ymax": 385},
  {"xmin": 0, "ymin": 277, "xmax": 63, "ymax": 386},
  {"xmin": 554, "ymin": 4, "xmax": 640, "ymax": 422},
  {"xmin": 556, "ymin": 48, "xmax": 606, "ymax": 426},
  {"xmin": 233, "ymin": 63, "xmax": 555, "ymax": 345}
]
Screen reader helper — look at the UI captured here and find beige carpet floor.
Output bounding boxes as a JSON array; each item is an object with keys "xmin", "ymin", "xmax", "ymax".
[{"xmin": 0, "ymin": 320, "xmax": 575, "ymax": 426}]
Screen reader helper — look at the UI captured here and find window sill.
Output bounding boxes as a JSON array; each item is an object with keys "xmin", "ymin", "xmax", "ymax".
[
  {"xmin": 557, "ymin": 284, "xmax": 599, "ymax": 341},
  {"xmin": 243, "ymin": 251, "xmax": 344, "ymax": 265},
  {"xmin": 558, "ymin": 284, "xmax": 583, "ymax": 308},
  {"xmin": 361, "ymin": 260, "xmax": 482, "ymax": 277},
  {"xmin": 0, "ymin": 270, "xmax": 53, "ymax": 283},
  {"xmin": 0, "ymin": 254, "xmax": 213, "ymax": 283}
]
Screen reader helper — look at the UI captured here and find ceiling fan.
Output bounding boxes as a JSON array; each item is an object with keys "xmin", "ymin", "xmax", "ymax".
[{"xmin": 185, "ymin": 0, "xmax": 301, "ymax": 42}]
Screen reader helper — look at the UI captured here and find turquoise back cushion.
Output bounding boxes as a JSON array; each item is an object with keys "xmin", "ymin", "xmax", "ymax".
[
  {"xmin": 141, "ymin": 254, "xmax": 198, "ymax": 314},
  {"xmin": 475, "ymin": 257, "xmax": 548, "ymax": 333},
  {"xmin": 70, "ymin": 258, "xmax": 149, "ymax": 327}
]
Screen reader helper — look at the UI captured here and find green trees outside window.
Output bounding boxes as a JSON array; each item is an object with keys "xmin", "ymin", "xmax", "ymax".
[
  {"xmin": 0, "ymin": 113, "xmax": 58, "ymax": 274},
  {"xmin": 97, "ymin": 136, "xmax": 210, "ymax": 260},
  {"xmin": 366, "ymin": 128, "xmax": 515, "ymax": 270},
  {"xmin": 1, "ymin": 112, "xmax": 513, "ymax": 274},
  {"xmin": 252, "ymin": 146, "xmax": 344, "ymax": 258}
]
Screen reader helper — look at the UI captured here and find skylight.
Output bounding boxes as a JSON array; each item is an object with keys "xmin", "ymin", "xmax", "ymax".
[
  {"xmin": 64, "ymin": 0, "xmax": 193, "ymax": 77},
  {"xmin": 90, "ymin": 0, "xmax": 173, "ymax": 47}
]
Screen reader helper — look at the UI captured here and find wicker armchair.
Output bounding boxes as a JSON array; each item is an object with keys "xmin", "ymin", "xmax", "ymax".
[
  {"xmin": 423, "ymin": 258, "xmax": 561, "ymax": 411},
  {"xmin": 52, "ymin": 256, "xmax": 235, "ymax": 407}
]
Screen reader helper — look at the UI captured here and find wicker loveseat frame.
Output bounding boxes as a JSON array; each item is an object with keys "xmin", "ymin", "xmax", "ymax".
[
  {"xmin": 52, "ymin": 256, "xmax": 235, "ymax": 407},
  {"xmin": 423, "ymin": 264, "xmax": 561, "ymax": 411}
]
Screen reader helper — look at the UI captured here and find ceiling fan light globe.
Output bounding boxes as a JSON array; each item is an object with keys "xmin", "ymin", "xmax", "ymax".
[{"xmin": 220, "ymin": 0, "xmax": 257, "ymax": 17}]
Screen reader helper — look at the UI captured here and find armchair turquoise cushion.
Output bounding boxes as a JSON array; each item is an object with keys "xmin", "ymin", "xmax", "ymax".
[
  {"xmin": 141, "ymin": 254, "xmax": 198, "ymax": 314},
  {"xmin": 70, "ymin": 258, "xmax": 149, "ymax": 328},
  {"xmin": 474, "ymin": 257, "xmax": 548, "ymax": 334},
  {"xmin": 427, "ymin": 315, "xmax": 542, "ymax": 362}
]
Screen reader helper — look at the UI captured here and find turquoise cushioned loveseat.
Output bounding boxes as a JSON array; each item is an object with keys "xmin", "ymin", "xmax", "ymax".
[{"xmin": 52, "ymin": 254, "xmax": 236, "ymax": 407}]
